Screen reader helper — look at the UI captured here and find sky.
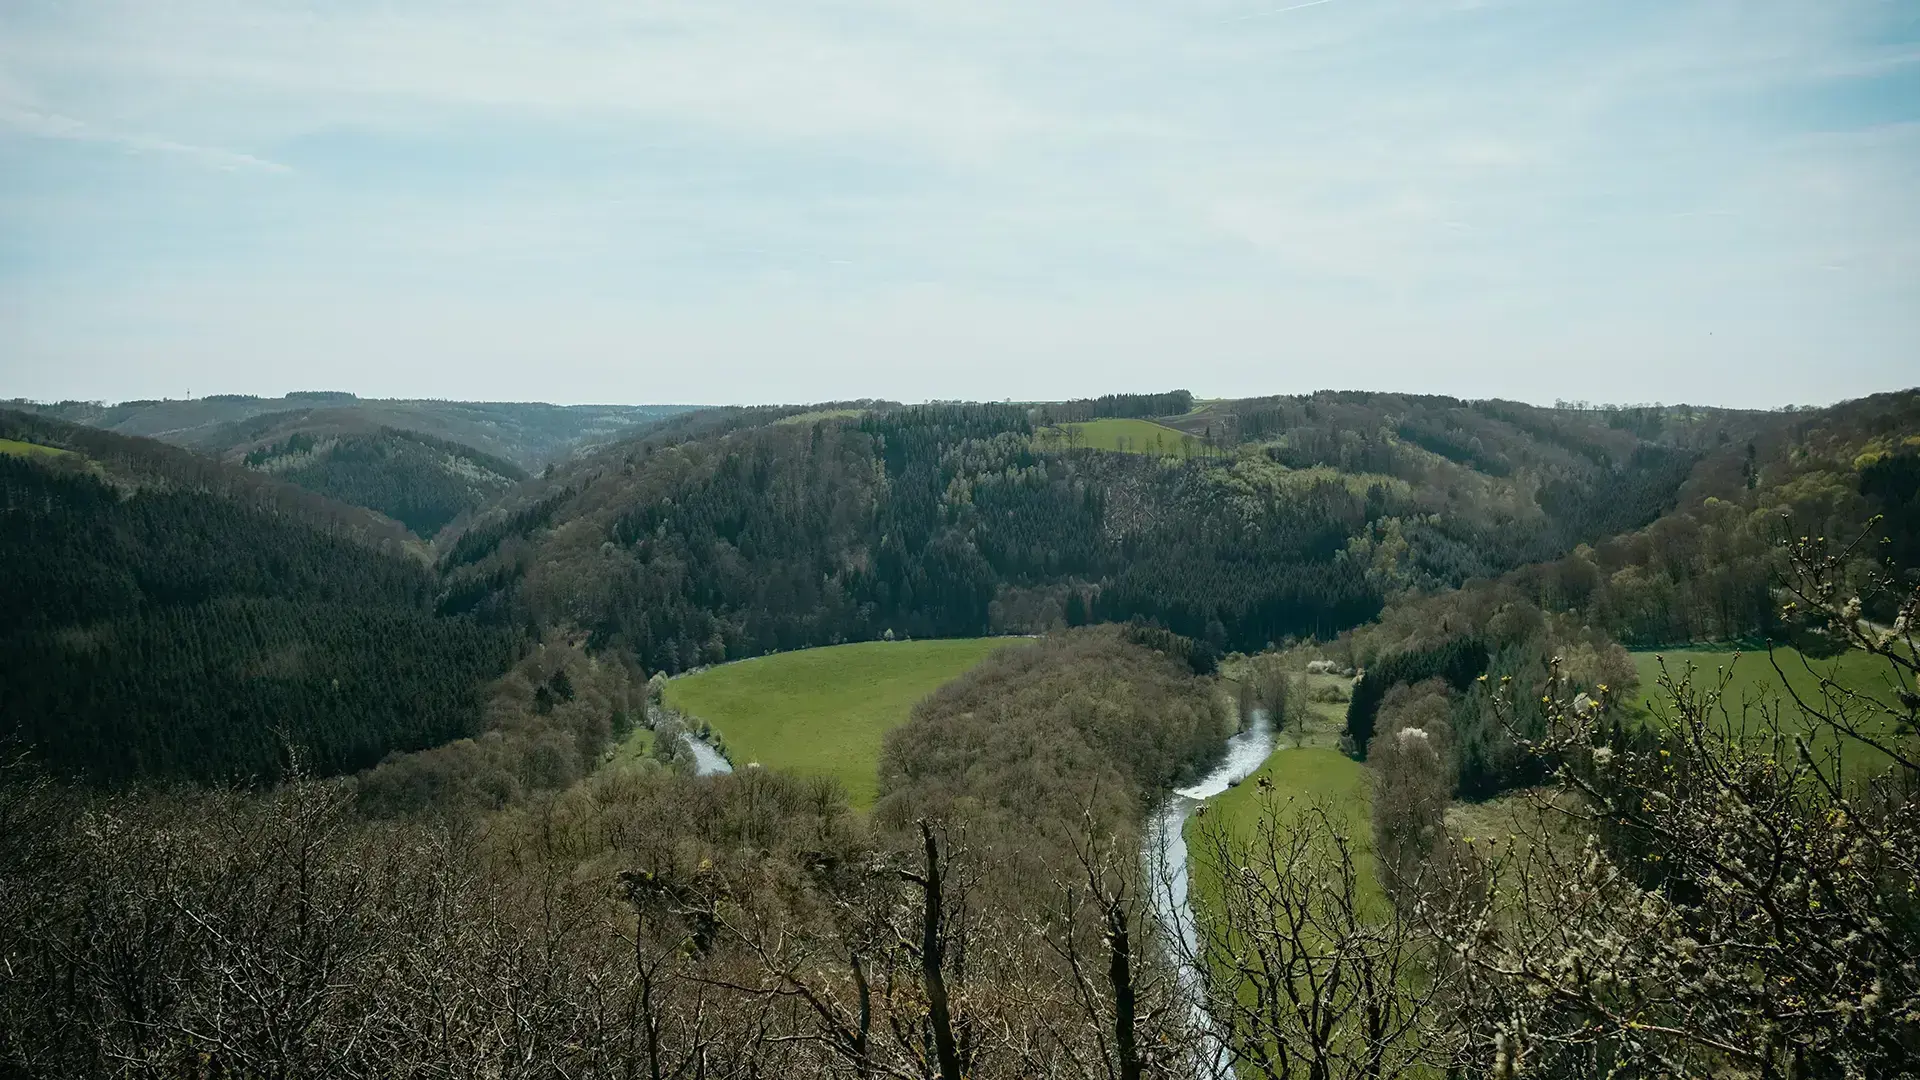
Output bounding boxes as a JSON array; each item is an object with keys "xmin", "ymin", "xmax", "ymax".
[{"xmin": 1, "ymin": 0, "xmax": 1916, "ymax": 409}]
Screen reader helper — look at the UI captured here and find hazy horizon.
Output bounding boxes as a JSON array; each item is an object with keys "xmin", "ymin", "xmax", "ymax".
[
  {"xmin": 6, "ymin": 384, "xmax": 1915, "ymax": 414},
  {"xmin": 4, "ymin": 1, "xmax": 1917, "ymax": 409}
]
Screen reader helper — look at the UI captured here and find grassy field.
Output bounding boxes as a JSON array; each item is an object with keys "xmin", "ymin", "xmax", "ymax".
[
  {"xmin": 0, "ymin": 438, "xmax": 71, "ymax": 459},
  {"xmin": 1215, "ymin": 656, "xmax": 1352, "ymax": 751},
  {"xmin": 607, "ymin": 726, "xmax": 655, "ymax": 765},
  {"xmin": 1295, "ymin": 671, "xmax": 1354, "ymax": 743},
  {"xmin": 660, "ymin": 637, "xmax": 1021, "ymax": 807},
  {"xmin": 1035, "ymin": 417, "xmax": 1215, "ymax": 457},
  {"xmin": 1631, "ymin": 645, "xmax": 1893, "ymax": 712},
  {"xmin": 1185, "ymin": 746, "xmax": 1388, "ymax": 1068},
  {"xmin": 1631, "ymin": 645, "xmax": 1911, "ymax": 773},
  {"xmin": 1188, "ymin": 747, "xmax": 1381, "ymax": 914},
  {"xmin": 1203, "ymin": 747, "xmax": 1373, "ymax": 843},
  {"xmin": 773, "ymin": 408, "xmax": 863, "ymax": 426}
]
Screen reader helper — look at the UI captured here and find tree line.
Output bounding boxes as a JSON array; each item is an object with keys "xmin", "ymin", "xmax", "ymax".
[{"xmin": 1033, "ymin": 388, "xmax": 1196, "ymax": 424}]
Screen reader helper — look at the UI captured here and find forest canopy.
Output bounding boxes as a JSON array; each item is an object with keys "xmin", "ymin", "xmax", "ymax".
[{"xmin": 0, "ymin": 415, "xmax": 520, "ymax": 784}]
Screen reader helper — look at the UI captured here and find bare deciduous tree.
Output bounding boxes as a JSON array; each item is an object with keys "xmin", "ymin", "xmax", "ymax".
[
  {"xmin": 1188, "ymin": 799, "xmax": 1455, "ymax": 1078},
  {"xmin": 1422, "ymin": 530, "xmax": 1920, "ymax": 1076}
]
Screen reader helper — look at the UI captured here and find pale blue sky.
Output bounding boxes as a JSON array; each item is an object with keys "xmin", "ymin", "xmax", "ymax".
[{"xmin": 1, "ymin": 0, "xmax": 1916, "ymax": 407}]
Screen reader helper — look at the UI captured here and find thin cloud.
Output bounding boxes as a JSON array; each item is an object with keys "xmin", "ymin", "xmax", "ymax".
[
  {"xmin": 0, "ymin": 106, "xmax": 291, "ymax": 173},
  {"xmin": 0, "ymin": 0, "xmax": 1913, "ymax": 407},
  {"xmin": 1228, "ymin": 0, "xmax": 1343, "ymax": 22}
]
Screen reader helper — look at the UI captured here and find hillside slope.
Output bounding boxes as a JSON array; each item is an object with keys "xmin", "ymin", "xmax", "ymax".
[
  {"xmin": 200, "ymin": 409, "xmax": 529, "ymax": 537},
  {"xmin": 437, "ymin": 394, "xmax": 1728, "ymax": 675},
  {"xmin": 0, "ymin": 410, "xmax": 520, "ymax": 784},
  {"xmin": 1321, "ymin": 387, "xmax": 1919, "ymax": 803},
  {"xmin": 1507, "ymin": 387, "xmax": 1920, "ymax": 644},
  {"xmin": 8, "ymin": 393, "xmax": 697, "ymax": 469},
  {"xmin": 1165, "ymin": 391, "xmax": 1782, "ymax": 578}
]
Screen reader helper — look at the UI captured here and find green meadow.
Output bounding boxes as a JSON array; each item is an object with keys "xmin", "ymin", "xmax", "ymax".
[
  {"xmin": 1035, "ymin": 417, "xmax": 1212, "ymax": 457},
  {"xmin": 0, "ymin": 439, "xmax": 71, "ymax": 459},
  {"xmin": 1631, "ymin": 645, "xmax": 1893, "ymax": 712},
  {"xmin": 608, "ymin": 726, "xmax": 654, "ymax": 765},
  {"xmin": 660, "ymin": 637, "xmax": 1020, "ymax": 807},
  {"xmin": 772, "ymin": 408, "xmax": 864, "ymax": 426},
  {"xmin": 1187, "ymin": 746, "xmax": 1381, "ymax": 915},
  {"xmin": 1184, "ymin": 747, "xmax": 1395, "ymax": 1069},
  {"xmin": 1631, "ymin": 645, "xmax": 1912, "ymax": 774}
]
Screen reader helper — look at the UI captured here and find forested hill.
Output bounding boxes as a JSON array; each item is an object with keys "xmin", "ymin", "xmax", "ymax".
[
  {"xmin": 7, "ymin": 393, "xmax": 699, "ymax": 469},
  {"xmin": 1162, "ymin": 391, "xmax": 1777, "ymax": 576},
  {"xmin": 1323, "ymin": 387, "xmax": 1918, "ymax": 801},
  {"xmin": 9, "ymin": 386, "xmax": 1900, "ymax": 790},
  {"xmin": 0, "ymin": 412, "xmax": 521, "ymax": 784},
  {"xmin": 195, "ymin": 409, "xmax": 530, "ymax": 538},
  {"xmin": 436, "ymin": 392, "xmax": 1738, "ymax": 675},
  {"xmin": 1506, "ymin": 387, "xmax": 1920, "ymax": 645},
  {"xmin": 0, "ymin": 409, "xmax": 421, "ymax": 556}
]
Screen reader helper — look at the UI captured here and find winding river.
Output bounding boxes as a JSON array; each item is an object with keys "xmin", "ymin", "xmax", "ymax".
[
  {"xmin": 1144, "ymin": 708, "xmax": 1277, "ymax": 1078},
  {"xmin": 687, "ymin": 703, "xmax": 1257, "ymax": 1073}
]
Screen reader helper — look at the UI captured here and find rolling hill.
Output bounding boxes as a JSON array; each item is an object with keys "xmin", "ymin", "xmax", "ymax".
[
  {"xmin": 201, "ymin": 409, "xmax": 530, "ymax": 538},
  {"xmin": 7, "ymin": 393, "xmax": 698, "ymax": 470},
  {"xmin": 0, "ymin": 410, "xmax": 521, "ymax": 784},
  {"xmin": 436, "ymin": 390, "xmax": 1765, "ymax": 679},
  {"xmin": 12, "ymin": 384, "xmax": 1910, "ymax": 794},
  {"xmin": 1506, "ymin": 387, "xmax": 1920, "ymax": 645}
]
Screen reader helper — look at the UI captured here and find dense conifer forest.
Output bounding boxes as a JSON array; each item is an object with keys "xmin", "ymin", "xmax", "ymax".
[
  {"xmin": 0, "ymin": 411, "xmax": 521, "ymax": 783},
  {"xmin": 224, "ymin": 416, "xmax": 530, "ymax": 537}
]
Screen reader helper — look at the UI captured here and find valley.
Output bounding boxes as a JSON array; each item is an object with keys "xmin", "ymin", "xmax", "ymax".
[
  {"xmin": 3, "ymin": 386, "xmax": 1917, "ymax": 1078},
  {"xmin": 7, "ymin": 394, "xmax": 697, "ymax": 468},
  {"xmin": 10, "ymin": 3, "xmax": 1915, "ymax": 1070}
]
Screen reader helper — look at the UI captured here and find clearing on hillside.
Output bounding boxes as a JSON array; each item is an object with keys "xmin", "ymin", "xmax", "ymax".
[
  {"xmin": 772, "ymin": 408, "xmax": 864, "ymax": 426},
  {"xmin": 1035, "ymin": 417, "xmax": 1217, "ymax": 457},
  {"xmin": 0, "ymin": 438, "xmax": 72, "ymax": 459},
  {"xmin": 661, "ymin": 637, "xmax": 1020, "ymax": 807}
]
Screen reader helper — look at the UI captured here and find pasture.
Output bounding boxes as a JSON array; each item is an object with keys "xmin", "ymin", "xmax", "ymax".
[
  {"xmin": 0, "ymin": 438, "xmax": 71, "ymax": 459},
  {"xmin": 1631, "ymin": 644, "xmax": 1892, "ymax": 713},
  {"xmin": 607, "ymin": 726, "xmax": 654, "ymax": 765},
  {"xmin": 661, "ymin": 637, "xmax": 1020, "ymax": 807},
  {"xmin": 1035, "ymin": 417, "xmax": 1212, "ymax": 457},
  {"xmin": 1187, "ymin": 746, "xmax": 1380, "ymax": 914},
  {"xmin": 1631, "ymin": 645, "xmax": 1912, "ymax": 774},
  {"xmin": 1182, "ymin": 746, "xmax": 1391, "ymax": 1066},
  {"xmin": 773, "ymin": 408, "xmax": 864, "ymax": 426}
]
